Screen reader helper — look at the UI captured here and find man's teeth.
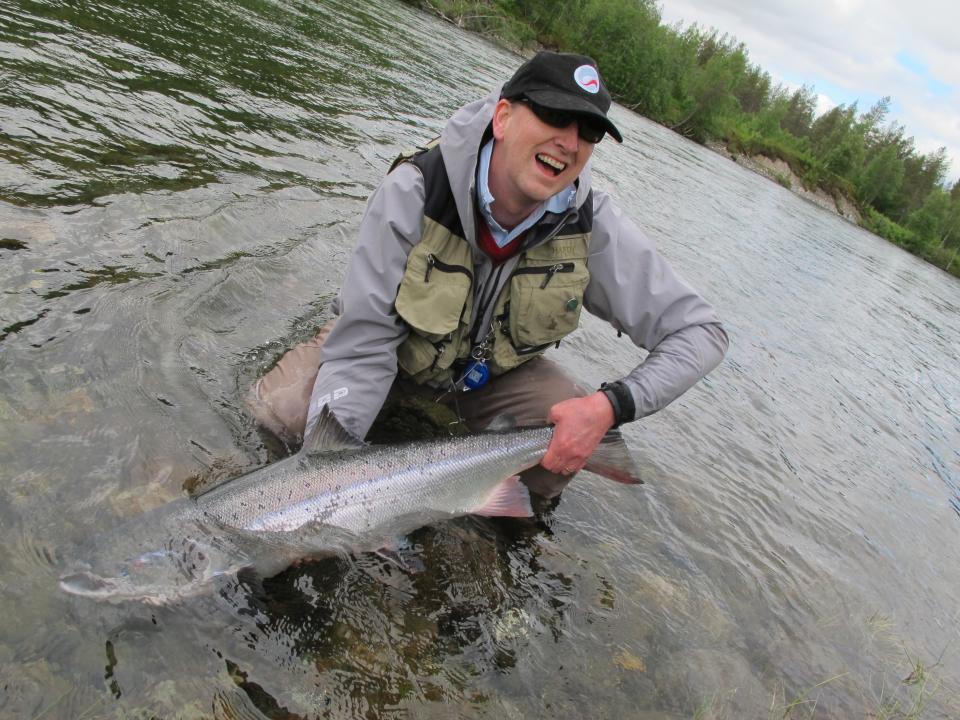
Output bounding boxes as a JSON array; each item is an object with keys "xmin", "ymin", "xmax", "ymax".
[{"xmin": 536, "ymin": 154, "xmax": 566, "ymax": 171}]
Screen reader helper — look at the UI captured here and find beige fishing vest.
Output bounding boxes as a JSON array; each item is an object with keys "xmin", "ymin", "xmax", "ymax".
[{"xmin": 392, "ymin": 144, "xmax": 593, "ymax": 385}]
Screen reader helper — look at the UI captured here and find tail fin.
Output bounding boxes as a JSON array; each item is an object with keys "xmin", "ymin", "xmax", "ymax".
[{"xmin": 585, "ymin": 431, "xmax": 643, "ymax": 484}]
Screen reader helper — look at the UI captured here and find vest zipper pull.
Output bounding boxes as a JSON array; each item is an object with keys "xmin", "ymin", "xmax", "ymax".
[
  {"xmin": 541, "ymin": 263, "xmax": 564, "ymax": 289},
  {"xmin": 424, "ymin": 254, "xmax": 436, "ymax": 282},
  {"xmin": 431, "ymin": 342, "xmax": 445, "ymax": 370}
]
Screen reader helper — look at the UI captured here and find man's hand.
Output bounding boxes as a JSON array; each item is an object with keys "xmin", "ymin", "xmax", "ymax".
[{"xmin": 540, "ymin": 392, "xmax": 616, "ymax": 476}]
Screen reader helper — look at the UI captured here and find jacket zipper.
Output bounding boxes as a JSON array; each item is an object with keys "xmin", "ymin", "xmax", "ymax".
[
  {"xmin": 513, "ymin": 340, "xmax": 555, "ymax": 356},
  {"xmin": 512, "ymin": 261, "xmax": 576, "ymax": 289},
  {"xmin": 424, "ymin": 254, "xmax": 472, "ymax": 283},
  {"xmin": 430, "ymin": 341, "xmax": 446, "ymax": 370},
  {"xmin": 470, "ymin": 262, "xmax": 506, "ymax": 346},
  {"xmin": 469, "ymin": 209, "xmax": 578, "ymax": 348}
]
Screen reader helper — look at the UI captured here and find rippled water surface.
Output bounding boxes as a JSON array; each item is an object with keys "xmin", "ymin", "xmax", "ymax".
[{"xmin": 2, "ymin": 1, "xmax": 959, "ymax": 717}]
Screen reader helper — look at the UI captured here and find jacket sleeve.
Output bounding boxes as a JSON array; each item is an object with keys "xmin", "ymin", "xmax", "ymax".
[
  {"xmin": 305, "ymin": 162, "xmax": 425, "ymax": 440},
  {"xmin": 583, "ymin": 191, "xmax": 729, "ymax": 420}
]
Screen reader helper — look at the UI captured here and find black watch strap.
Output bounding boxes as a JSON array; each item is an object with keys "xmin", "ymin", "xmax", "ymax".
[{"xmin": 599, "ymin": 381, "xmax": 635, "ymax": 428}]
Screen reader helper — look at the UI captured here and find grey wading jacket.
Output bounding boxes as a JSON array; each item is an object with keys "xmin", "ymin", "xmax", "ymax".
[{"xmin": 306, "ymin": 87, "xmax": 729, "ymax": 440}]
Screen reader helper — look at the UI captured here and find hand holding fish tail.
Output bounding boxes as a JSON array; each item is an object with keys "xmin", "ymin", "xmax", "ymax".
[{"xmin": 542, "ymin": 393, "xmax": 616, "ymax": 475}]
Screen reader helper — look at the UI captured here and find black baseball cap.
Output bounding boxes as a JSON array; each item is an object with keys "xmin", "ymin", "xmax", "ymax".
[{"xmin": 501, "ymin": 51, "xmax": 623, "ymax": 143}]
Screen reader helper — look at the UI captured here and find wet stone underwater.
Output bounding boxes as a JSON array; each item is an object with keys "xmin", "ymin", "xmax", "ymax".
[{"xmin": 2, "ymin": 0, "xmax": 960, "ymax": 717}]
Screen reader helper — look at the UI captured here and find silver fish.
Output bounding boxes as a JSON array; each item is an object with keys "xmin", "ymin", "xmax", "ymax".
[{"xmin": 60, "ymin": 408, "xmax": 641, "ymax": 604}]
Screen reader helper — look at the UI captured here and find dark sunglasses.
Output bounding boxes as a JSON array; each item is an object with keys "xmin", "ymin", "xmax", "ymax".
[{"xmin": 516, "ymin": 98, "xmax": 606, "ymax": 144}]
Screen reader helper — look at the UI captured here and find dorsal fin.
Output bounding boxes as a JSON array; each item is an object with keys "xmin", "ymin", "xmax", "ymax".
[{"xmin": 301, "ymin": 406, "xmax": 366, "ymax": 454}]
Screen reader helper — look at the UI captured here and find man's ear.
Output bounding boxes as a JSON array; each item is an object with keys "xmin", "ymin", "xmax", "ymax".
[{"xmin": 491, "ymin": 99, "xmax": 513, "ymax": 141}]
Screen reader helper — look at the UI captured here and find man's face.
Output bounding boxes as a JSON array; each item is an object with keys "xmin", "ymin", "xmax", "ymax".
[{"xmin": 489, "ymin": 99, "xmax": 595, "ymax": 220}]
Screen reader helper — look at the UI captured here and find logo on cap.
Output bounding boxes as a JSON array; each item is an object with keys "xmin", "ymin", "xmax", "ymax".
[{"xmin": 574, "ymin": 65, "xmax": 600, "ymax": 94}]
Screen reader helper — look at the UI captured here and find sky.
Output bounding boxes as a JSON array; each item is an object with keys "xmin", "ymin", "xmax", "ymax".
[{"xmin": 658, "ymin": 0, "xmax": 960, "ymax": 185}]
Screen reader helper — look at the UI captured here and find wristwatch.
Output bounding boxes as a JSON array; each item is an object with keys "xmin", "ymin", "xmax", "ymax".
[{"xmin": 599, "ymin": 381, "xmax": 635, "ymax": 428}]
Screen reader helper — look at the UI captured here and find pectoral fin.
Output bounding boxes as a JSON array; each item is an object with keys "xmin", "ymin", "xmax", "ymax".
[{"xmin": 473, "ymin": 476, "xmax": 534, "ymax": 518}]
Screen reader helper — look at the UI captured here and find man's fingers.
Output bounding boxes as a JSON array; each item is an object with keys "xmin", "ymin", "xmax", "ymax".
[{"xmin": 541, "ymin": 392, "xmax": 616, "ymax": 475}]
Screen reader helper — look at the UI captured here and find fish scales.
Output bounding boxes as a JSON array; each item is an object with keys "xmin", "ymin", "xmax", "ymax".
[{"xmin": 231, "ymin": 427, "xmax": 552, "ymax": 533}]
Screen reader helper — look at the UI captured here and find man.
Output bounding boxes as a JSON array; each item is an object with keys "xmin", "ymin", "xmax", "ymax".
[{"xmin": 248, "ymin": 51, "xmax": 728, "ymax": 497}]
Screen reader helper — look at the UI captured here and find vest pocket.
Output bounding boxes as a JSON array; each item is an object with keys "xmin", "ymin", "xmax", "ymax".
[
  {"xmin": 397, "ymin": 333, "xmax": 460, "ymax": 379},
  {"xmin": 509, "ymin": 261, "xmax": 588, "ymax": 347},
  {"xmin": 396, "ymin": 250, "xmax": 472, "ymax": 339},
  {"xmin": 395, "ymin": 244, "xmax": 473, "ymax": 379}
]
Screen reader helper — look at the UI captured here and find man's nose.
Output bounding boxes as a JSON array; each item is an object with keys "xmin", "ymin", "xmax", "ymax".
[{"xmin": 555, "ymin": 121, "xmax": 580, "ymax": 152}]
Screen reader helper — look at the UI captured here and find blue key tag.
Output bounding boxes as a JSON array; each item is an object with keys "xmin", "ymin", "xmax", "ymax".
[{"xmin": 463, "ymin": 359, "xmax": 490, "ymax": 390}]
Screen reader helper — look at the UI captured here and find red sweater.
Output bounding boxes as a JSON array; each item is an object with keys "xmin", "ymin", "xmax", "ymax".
[{"xmin": 476, "ymin": 214, "xmax": 524, "ymax": 264}]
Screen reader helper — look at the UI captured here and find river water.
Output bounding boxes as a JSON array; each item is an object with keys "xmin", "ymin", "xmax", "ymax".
[{"xmin": 2, "ymin": 1, "xmax": 959, "ymax": 718}]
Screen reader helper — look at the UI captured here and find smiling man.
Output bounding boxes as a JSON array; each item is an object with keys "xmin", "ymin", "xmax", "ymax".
[{"xmin": 248, "ymin": 52, "xmax": 728, "ymax": 497}]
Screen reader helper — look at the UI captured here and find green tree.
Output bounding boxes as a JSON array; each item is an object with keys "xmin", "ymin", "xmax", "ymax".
[
  {"xmin": 897, "ymin": 147, "xmax": 949, "ymax": 220},
  {"xmin": 938, "ymin": 193, "xmax": 960, "ymax": 249},
  {"xmin": 823, "ymin": 132, "xmax": 864, "ymax": 178},
  {"xmin": 859, "ymin": 144, "xmax": 904, "ymax": 212},
  {"xmin": 862, "ymin": 118, "xmax": 912, "ymax": 164},
  {"xmin": 733, "ymin": 64, "xmax": 771, "ymax": 114},
  {"xmin": 808, "ymin": 104, "xmax": 864, "ymax": 179},
  {"xmin": 855, "ymin": 117, "xmax": 914, "ymax": 212},
  {"xmin": 670, "ymin": 29, "xmax": 748, "ymax": 141},
  {"xmin": 856, "ymin": 97, "xmax": 891, "ymax": 146},
  {"xmin": 906, "ymin": 188, "xmax": 951, "ymax": 244},
  {"xmin": 771, "ymin": 84, "xmax": 817, "ymax": 138}
]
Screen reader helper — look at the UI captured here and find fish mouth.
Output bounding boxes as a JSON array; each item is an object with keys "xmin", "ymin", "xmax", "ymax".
[
  {"xmin": 536, "ymin": 153, "xmax": 566, "ymax": 175},
  {"xmin": 59, "ymin": 570, "xmax": 192, "ymax": 605},
  {"xmin": 59, "ymin": 570, "xmax": 119, "ymax": 599}
]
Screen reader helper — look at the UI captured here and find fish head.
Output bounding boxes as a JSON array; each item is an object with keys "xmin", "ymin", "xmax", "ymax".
[{"xmin": 60, "ymin": 535, "xmax": 235, "ymax": 604}]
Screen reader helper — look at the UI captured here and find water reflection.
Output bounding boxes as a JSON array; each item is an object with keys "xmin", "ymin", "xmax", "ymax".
[
  {"xmin": 99, "ymin": 517, "xmax": 579, "ymax": 718},
  {"xmin": 1, "ymin": 0, "xmax": 405, "ymax": 208}
]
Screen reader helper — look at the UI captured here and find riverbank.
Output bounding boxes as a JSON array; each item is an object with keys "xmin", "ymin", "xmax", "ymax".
[
  {"xmin": 697, "ymin": 145, "xmax": 959, "ymax": 279},
  {"xmin": 707, "ymin": 142, "xmax": 864, "ymax": 225}
]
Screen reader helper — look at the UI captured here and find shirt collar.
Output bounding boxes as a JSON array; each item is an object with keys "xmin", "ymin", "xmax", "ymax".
[{"xmin": 476, "ymin": 139, "xmax": 576, "ymax": 248}]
